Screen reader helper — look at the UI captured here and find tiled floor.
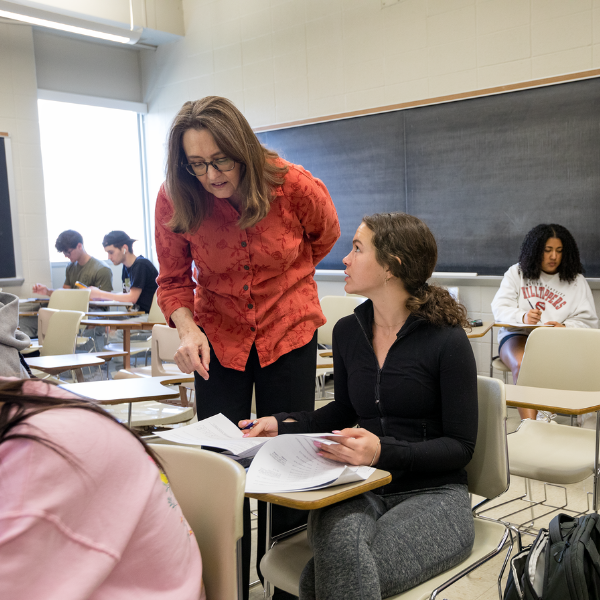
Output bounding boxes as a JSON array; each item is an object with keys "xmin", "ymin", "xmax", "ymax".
[{"xmin": 247, "ymin": 412, "xmax": 596, "ymax": 599}]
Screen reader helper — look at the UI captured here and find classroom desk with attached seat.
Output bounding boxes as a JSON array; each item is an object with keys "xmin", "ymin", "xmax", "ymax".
[
  {"xmin": 60, "ymin": 374, "xmax": 195, "ymax": 427},
  {"xmin": 26, "ymin": 354, "xmax": 105, "ymax": 382},
  {"xmin": 246, "ymin": 469, "xmax": 392, "ymax": 598},
  {"xmin": 505, "ymin": 385, "xmax": 600, "ymax": 512},
  {"xmin": 80, "ymin": 319, "xmax": 146, "ymax": 369}
]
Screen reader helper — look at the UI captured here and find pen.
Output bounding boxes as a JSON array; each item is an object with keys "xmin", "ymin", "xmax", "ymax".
[{"xmin": 242, "ymin": 420, "xmax": 257, "ymax": 430}]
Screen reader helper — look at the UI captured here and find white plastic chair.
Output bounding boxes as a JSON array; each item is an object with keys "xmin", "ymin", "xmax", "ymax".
[
  {"xmin": 149, "ymin": 444, "xmax": 245, "ymax": 600},
  {"xmin": 48, "ymin": 289, "xmax": 91, "ymax": 311},
  {"xmin": 39, "ymin": 309, "xmax": 85, "ymax": 356},
  {"xmin": 506, "ymin": 328, "xmax": 600, "ymax": 523},
  {"xmin": 260, "ymin": 376, "xmax": 511, "ymax": 600},
  {"xmin": 318, "ymin": 295, "xmax": 366, "ymax": 347}
]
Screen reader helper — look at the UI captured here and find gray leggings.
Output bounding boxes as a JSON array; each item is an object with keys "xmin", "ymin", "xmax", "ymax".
[{"xmin": 300, "ymin": 483, "xmax": 474, "ymax": 600}]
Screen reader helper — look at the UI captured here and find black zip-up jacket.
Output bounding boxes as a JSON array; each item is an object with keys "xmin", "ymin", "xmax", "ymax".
[{"xmin": 274, "ymin": 300, "xmax": 478, "ymax": 495}]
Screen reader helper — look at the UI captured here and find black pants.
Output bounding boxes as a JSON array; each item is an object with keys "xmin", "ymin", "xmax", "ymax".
[{"xmin": 194, "ymin": 331, "xmax": 317, "ymax": 600}]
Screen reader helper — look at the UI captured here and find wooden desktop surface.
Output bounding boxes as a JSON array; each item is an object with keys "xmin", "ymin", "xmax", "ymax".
[
  {"xmin": 245, "ymin": 469, "xmax": 392, "ymax": 510},
  {"xmin": 466, "ymin": 320, "xmax": 494, "ymax": 338},
  {"xmin": 506, "ymin": 385, "xmax": 600, "ymax": 416}
]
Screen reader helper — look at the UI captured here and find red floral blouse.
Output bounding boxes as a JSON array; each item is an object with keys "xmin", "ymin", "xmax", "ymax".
[{"xmin": 155, "ymin": 160, "xmax": 340, "ymax": 371}]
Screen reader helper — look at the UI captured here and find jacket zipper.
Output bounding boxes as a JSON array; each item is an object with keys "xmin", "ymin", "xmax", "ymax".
[
  {"xmin": 422, "ymin": 422, "xmax": 427, "ymax": 441},
  {"xmin": 355, "ymin": 315, "xmax": 407, "ymax": 439}
]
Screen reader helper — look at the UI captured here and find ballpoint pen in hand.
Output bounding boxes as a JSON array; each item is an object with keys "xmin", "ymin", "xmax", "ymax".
[{"xmin": 241, "ymin": 420, "xmax": 257, "ymax": 430}]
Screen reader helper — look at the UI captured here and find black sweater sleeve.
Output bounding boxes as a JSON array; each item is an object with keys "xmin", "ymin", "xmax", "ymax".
[
  {"xmin": 274, "ymin": 324, "xmax": 359, "ymax": 434},
  {"xmin": 376, "ymin": 327, "xmax": 478, "ymax": 473}
]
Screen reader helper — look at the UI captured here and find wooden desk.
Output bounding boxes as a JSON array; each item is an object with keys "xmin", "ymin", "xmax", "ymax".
[
  {"xmin": 466, "ymin": 320, "xmax": 494, "ymax": 339},
  {"xmin": 19, "ymin": 311, "xmax": 38, "ymax": 317},
  {"xmin": 81, "ymin": 319, "xmax": 144, "ymax": 370},
  {"xmin": 247, "ymin": 469, "xmax": 391, "ymax": 597},
  {"xmin": 246, "ymin": 469, "xmax": 392, "ymax": 509},
  {"xmin": 89, "ymin": 300, "xmax": 133, "ymax": 307},
  {"xmin": 19, "ymin": 297, "xmax": 49, "ymax": 303},
  {"xmin": 60, "ymin": 375, "xmax": 194, "ymax": 427},
  {"xmin": 26, "ymin": 354, "xmax": 104, "ymax": 382},
  {"xmin": 85, "ymin": 311, "xmax": 145, "ymax": 317},
  {"xmin": 506, "ymin": 385, "xmax": 600, "ymax": 511}
]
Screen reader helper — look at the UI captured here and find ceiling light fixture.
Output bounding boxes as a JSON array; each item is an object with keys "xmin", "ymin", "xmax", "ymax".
[{"xmin": 0, "ymin": 0, "xmax": 142, "ymax": 44}]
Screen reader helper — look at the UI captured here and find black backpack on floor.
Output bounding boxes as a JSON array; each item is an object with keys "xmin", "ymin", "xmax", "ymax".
[{"xmin": 503, "ymin": 513, "xmax": 600, "ymax": 600}]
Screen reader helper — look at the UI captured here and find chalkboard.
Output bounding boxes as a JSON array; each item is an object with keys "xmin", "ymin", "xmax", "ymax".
[
  {"xmin": 257, "ymin": 77, "xmax": 600, "ymax": 276},
  {"xmin": 0, "ymin": 137, "xmax": 17, "ymax": 279}
]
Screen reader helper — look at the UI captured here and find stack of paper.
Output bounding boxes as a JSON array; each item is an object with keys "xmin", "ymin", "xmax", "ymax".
[{"xmin": 156, "ymin": 413, "xmax": 374, "ymax": 493}]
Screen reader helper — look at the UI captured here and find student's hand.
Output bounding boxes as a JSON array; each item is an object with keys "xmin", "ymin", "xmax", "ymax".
[
  {"xmin": 524, "ymin": 309, "xmax": 542, "ymax": 324},
  {"xmin": 88, "ymin": 286, "xmax": 102, "ymax": 300},
  {"xmin": 32, "ymin": 283, "xmax": 49, "ymax": 296},
  {"xmin": 545, "ymin": 321, "xmax": 565, "ymax": 327},
  {"xmin": 174, "ymin": 328, "xmax": 211, "ymax": 380},
  {"xmin": 239, "ymin": 416, "xmax": 279, "ymax": 438},
  {"xmin": 313, "ymin": 428, "xmax": 381, "ymax": 467}
]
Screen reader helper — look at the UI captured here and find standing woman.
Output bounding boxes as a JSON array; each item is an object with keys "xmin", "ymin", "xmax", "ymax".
[
  {"xmin": 492, "ymin": 224, "xmax": 598, "ymax": 420},
  {"xmin": 154, "ymin": 96, "xmax": 340, "ymax": 598},
  {"xmin": 242, "ymin": 213, "xmax": 478, "ymax": 600}
]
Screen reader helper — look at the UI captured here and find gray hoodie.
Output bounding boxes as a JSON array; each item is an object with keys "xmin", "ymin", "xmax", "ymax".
[{"xmin": 0, "ymin": 292, "xmax": 31, "ymax": 378}]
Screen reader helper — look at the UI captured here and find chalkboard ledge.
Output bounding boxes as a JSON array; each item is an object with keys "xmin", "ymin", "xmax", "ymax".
[
  {"xmin": 0, "ymin": 277, "xmax": 24, "ymax": 287},
  {"xmin": 315, "ymin": 271, "xmax": 600, "ymax": 290}
]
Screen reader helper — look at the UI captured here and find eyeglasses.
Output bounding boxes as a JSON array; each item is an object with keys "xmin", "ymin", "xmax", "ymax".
[
  {"xmin": 62, "ymin": 248, "xmax": 76, "ymax": 257},
  {"xmin": 183, "ymin": 157, "xmax": 237, "ymax": 177}
]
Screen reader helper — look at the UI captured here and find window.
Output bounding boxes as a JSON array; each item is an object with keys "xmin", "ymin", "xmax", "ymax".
[{"xmin": 38, "ymin": 100, "xmax": 148, "ymax": 261}]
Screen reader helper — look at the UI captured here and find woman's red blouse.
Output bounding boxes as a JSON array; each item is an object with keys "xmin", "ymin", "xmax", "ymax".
[{"xmin": 155, "ymin": 160, "xmax": 340, "ymax": 371}]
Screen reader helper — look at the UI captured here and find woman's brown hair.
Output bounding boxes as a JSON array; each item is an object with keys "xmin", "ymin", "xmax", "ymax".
[
  {"xmin": 362, "ymin": 213, "xmax": 470, "ymax": 328},
  {"xmin": 166, "ymin": 96, "xmax": 288, "ymax": 232},
  {"xmin": 0, "ymin": 379, "xmax": 164, "ymax": 471}
]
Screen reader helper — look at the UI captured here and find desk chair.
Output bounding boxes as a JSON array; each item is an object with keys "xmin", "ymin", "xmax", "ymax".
[
  {"xmin": 103, "ymin": 293, "xmax": 165, "ymax": 365},
  {"xmin": 149, "ymin": 444, "xmax": 245, "ymax": 600},
  {"xmin": 28, "ymin": 309, "xmax": 86, "ymax": 382},
  {"xmin": 318, "ymin": 295, "xmax": 366, "ymax": 347},
  {"xmin": 48, "ymin": 289, "xmax": 91, "ymax": 311},
  {"xmin": 504, "ymin": 327, "xmax": 600, "ymax": 532},
  {"xmin": 492, "ymin": 356, "xmax": 511, "ymax": 384},
  {"xmin": 260, "ymin": 376, "xmax": 511, "ymax": 600}
]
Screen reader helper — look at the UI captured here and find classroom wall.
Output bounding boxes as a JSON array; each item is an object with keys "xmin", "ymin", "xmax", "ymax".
[
  {"xmin": 138, "ymin": 0, "xmax": 600, "ymax": 376},
  {"xmin": 0, "ymin": 21, "xmax": 52, "ymax": 295}
]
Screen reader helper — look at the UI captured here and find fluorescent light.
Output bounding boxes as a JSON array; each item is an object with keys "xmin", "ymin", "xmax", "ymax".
[{"xmin": 0, "ymin": 1, "xmax": 141, "ymax": 44}]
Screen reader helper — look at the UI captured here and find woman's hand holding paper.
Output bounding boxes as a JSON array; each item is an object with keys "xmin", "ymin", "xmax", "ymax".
[{"xmin": 313, "ymin": 428, "xmax": 381, "ymax": 467}]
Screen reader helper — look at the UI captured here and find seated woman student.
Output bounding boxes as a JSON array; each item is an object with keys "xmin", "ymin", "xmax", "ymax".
[
  {"xmin": 241, "ymin": 213, "xmax": 478, "ymax": 600},
  {"xmin": 491, "ymin": 223, "xmax": 598, "ymax": 421},
  {"xmin": 0, "ymin": 378, "xmax": 204, "ymax": 600}
]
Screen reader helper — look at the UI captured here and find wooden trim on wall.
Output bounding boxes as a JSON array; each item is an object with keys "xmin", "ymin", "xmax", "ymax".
[
  {"xmin": 254, "ymin": 68, "xmax": 600, "ymax": 133},
  {"xmin": 0, "ymin": 133, "xmax": 8, "ymax": 137}
]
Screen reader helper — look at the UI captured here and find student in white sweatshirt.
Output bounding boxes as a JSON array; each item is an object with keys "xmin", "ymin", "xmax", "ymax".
[{"xmin": 492, "ymin": 224, "xmax": 598, "ymax": 420}]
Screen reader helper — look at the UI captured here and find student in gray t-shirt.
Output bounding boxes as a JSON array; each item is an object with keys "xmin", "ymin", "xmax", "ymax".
[
  {"xmin": 32, "ymin": 229, "xmax": 113, "ymax": 296},
  {"xmin": 23, "ymin": 230, "xmax": 113, "ymax": 338}
]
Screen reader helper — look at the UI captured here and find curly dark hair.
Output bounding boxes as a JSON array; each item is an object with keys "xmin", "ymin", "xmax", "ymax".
[
  {"xmin": 362, "ymin": 213, "xmax": 469, "ymax": 328},
  {"xmin": 518, "ymin": 224, "xmax": 583, "ymax": 283}
]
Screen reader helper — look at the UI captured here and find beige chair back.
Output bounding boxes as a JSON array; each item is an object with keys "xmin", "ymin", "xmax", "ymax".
[
  {"xmin": 37, "ymin": 307, "xmax": 60, "ymax": 344},
  {"xmin": 148, "ymin": 292, "xmax": 166, "ymax": 324},
  {"xmin": 466, "ymin": 376, "xmax": 509, "ymax": 500},
  {"xmin": 151, "ymin": 324, "xmax": 182, "ymax": 376},
  {"xmin": 149, "ymin": 444, "xmax": 245, "ymax": 600},
  {"xmin": 48, "ymin": 289, "xmax": 91, "ymax": 312},
  {"xmin": 40, "ymin": 310, "xmax": 85, "ymax": 356},
  {"xmin": 318, "ymin": 295, "xmax": 366, "ymax": 346},
  {"xmin": 519, "ymin": 327, "xmax": 600, "ymax": 391}
]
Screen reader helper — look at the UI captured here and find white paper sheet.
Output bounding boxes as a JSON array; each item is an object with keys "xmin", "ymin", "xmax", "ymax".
[{"xmin": 245, "ymin": 434, "xmax": 374, "ymax": 493}]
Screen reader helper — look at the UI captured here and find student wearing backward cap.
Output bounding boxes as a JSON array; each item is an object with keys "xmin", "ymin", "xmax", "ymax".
[{"xmin": 89, "ymin": 231, "xmax": 158, "ymax": 314}]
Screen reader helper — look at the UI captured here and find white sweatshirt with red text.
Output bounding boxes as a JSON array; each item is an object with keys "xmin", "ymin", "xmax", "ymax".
[{"xmin": 491, "ymin": 263, "xmax": 598, "ymax": 346}]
